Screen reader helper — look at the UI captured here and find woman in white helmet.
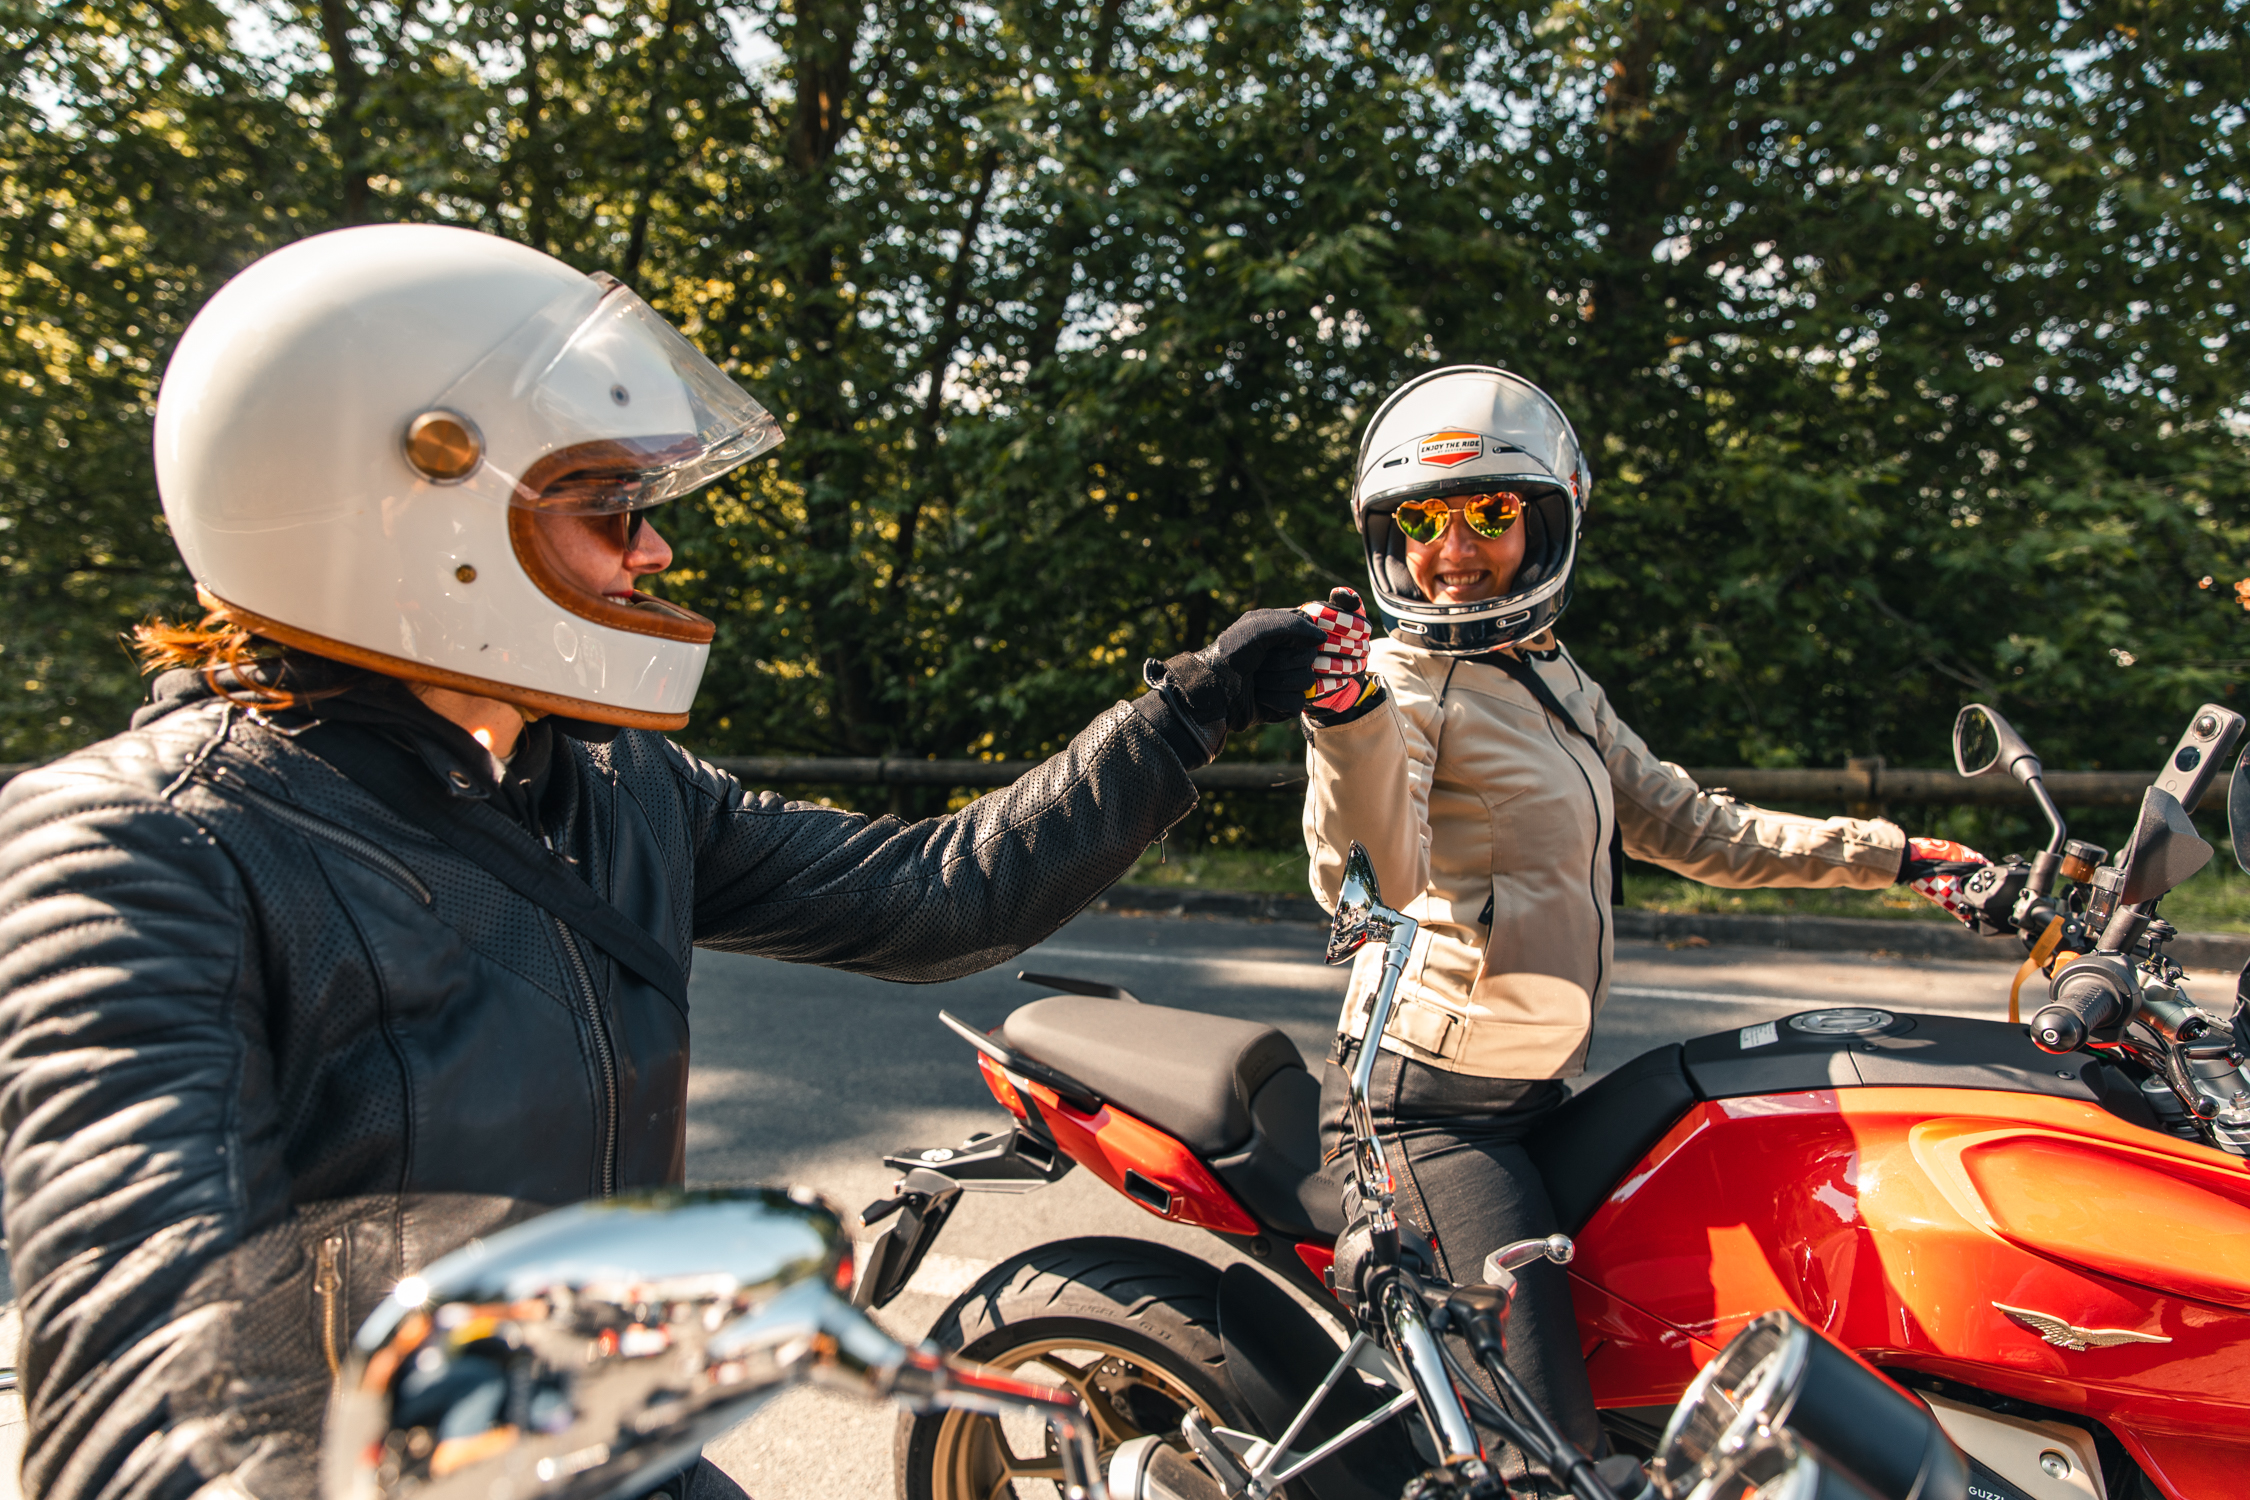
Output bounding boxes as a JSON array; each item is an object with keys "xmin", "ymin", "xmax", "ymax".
[
  {"xmin": 1298, "ymin": 366, "xmax": 1977, "ymax": 1487},
  {"xmin": 0, "ymin": 224, "xmax": 1322, "ymax": 1499}
]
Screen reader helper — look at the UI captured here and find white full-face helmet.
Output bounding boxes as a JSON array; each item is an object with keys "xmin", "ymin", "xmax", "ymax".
[
  {"xmin": 1353, "ymin": 365, "xmax": 1590, "ymax": 656},
  {"xmin": 154, "ymin": 223, "xmax": 783, "ymax": 729}
]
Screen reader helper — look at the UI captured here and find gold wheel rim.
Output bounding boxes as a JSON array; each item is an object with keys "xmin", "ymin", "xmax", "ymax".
[{"xmin": 924, "ymin": 1334, "xmax": 1223, "ymax": 1500}]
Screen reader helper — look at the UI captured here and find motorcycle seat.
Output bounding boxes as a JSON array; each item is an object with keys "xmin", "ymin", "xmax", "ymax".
[{"xmin": 1002, "ymin": 996, "xmax": 1305, "ymax": 1156}]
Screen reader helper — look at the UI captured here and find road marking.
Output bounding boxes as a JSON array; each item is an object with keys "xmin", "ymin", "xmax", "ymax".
[
  {"xmin": 1029, "ymin": 952, "xmax": 2010, "ymax": 1015},
  {"xmin": 1613, "ymin": 984, "xmax": 2009, "ymax": 1016},
  {"xmin": 1611, "ymin": 984, "xmax": 1822, "ymax": 1007},
  {"xmin": 852, "ymin": 1248, "xmax": 994, "ymax": 1301},
  {"xmin": 1027, "ymin": 945, "xmax": 1344, "ymax": 986}
]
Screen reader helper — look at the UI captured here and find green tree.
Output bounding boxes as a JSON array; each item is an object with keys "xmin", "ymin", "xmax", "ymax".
[{"xmin": 2, "ymin": 0, "xmax": 2244, "ymax": 825}]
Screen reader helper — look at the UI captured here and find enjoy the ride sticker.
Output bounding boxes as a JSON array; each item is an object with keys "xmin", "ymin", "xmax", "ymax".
[{"xmin": 1416, "ymin": 431, "xmax": 1485, "ymax": 467}]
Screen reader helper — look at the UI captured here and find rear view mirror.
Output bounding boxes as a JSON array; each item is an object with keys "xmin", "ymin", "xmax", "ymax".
[
  {"xmin": 1327, "ymin": 842, "xmax": 1386, "ymax": 966},
  {"xmin": 326, "ymin": 1188, "xmax": 882, "ymax": 1499},
  {"xmin": 1954, "ymin": 704, "xmax": 2042, "ymax": 784},
  {"xmin": 2230, "ymin": 748, "xmax": 2250, "ymax": 876},
  {"xmin": 2118, "ymin": 786, "xmax": 2213, "ymax": 906}
]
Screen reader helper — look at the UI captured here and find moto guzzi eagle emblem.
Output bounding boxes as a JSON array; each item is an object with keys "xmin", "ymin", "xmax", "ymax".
[{"xmin": 1993, "ymin": 1302, "xmax": 2171, "ymax": 1352}]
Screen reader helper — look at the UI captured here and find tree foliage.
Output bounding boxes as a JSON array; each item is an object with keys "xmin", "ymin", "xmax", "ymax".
[{"xmin": 3, "ymin": 0, "xmax": 2245, "ymax": 793}]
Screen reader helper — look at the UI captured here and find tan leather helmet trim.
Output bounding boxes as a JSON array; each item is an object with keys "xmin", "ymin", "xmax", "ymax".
[
  {"xmin": 506, "ymin": 440, "xmax": 718, "ymax": 646},
  {"xmin": 198, "ymin": 585, "xmax": 693, "ymax": 731}
]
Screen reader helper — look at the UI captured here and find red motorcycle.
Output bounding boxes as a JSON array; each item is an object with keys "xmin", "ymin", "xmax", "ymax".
[{"xmin": 859, "ymin": 702, "xmax": 2250, "ymax": 1500}]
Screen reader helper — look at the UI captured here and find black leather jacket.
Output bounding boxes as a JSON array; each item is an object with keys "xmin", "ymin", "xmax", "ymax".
[{"xmin": 0, "ymin": 677, "xmax": 1195, "ymax": 1498}]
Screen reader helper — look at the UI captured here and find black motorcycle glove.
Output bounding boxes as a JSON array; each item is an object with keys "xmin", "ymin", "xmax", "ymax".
[{"xmin": 1131, "ymin": 608, "xmax": 1324, "ymax": 768}]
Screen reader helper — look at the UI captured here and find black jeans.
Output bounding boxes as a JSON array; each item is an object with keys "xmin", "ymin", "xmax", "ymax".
[
  {"xmin": 1320, "ymin": 1049, "xmax": 1602, "ymax": 1482},
  {"xmin": 625, "ymin": 1456, "xmax": 748, "ymax": 1499}
]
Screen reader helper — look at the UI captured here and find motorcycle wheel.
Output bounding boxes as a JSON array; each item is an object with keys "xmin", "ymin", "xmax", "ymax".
[{"xmin": 895, "ymin": 1237, "xmax": 1294, "ymax": 1500}]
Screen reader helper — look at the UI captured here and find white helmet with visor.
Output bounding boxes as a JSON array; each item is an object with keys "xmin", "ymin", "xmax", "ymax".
[
  {"xmin": 155, "ymin": 223, "xmax": 782, "ymax": 728},
  {"xmin": 1353, "ymin": 365, "xmax": 1590, "ymax": 656}
]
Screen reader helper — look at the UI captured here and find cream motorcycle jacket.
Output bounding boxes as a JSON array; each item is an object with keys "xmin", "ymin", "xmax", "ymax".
[{"xmin": 1304, "ymin": 635, "xmax": 1906, "ymax": 1080}]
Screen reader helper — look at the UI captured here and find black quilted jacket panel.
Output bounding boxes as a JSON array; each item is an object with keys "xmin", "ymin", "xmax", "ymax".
[{"xmin": 0, "ymin": 693, "xmax": 1195, "ymax": 1498}]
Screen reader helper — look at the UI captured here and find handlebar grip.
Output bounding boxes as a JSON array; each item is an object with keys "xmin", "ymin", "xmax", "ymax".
[{"xmin": 2031, "ymin": 963, "xmax": 2130, "ymax": 1053}]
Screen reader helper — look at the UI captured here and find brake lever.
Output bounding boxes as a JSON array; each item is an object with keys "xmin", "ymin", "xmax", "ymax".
[{"xmin": 1482, "ymin": 1234, "xmax": 1573, "ymax": 1283}]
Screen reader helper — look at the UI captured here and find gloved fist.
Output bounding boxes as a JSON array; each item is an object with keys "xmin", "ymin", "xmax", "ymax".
[
  {"xmin": 1204, "ymin": 607, "xmax": 1325, "ymax": 727},
  {"xmin": 1899, "ymin": 836, "xmax": 1990, "ymax": 927},
  {"xmin": 1133, "ymin": 607, "xmax": 1323, "ymax": 766},
  {"xmin": 1299, "ymin": 586, "xmax": 1373, "ymax": 715}
]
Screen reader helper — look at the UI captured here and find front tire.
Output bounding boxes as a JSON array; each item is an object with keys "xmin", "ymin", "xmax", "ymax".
[{"xmin": 895, "ymin": 1238, "xmax": 1274, "ymax": 1500}]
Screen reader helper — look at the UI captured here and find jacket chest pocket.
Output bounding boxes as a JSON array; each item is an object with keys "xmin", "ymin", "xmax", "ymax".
[
  {"xmin": 304, "ymin": 1208, "xmax": 403, "ymax": 1393},
  {"xmin": 1487, "ymin": 771, "xmax": 1608, "ymax": 867},
  {"xmin": 1444, "ymin": 706, "xmax": 1609, "ymax": 874}
]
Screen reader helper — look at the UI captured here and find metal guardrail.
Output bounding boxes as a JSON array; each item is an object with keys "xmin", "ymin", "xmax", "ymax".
[
  {"xmin": 1680, "ymin": 763, "xmax": 2219, "ymax": 812},
  {"xmin": 0, "ymin": 753, "xmax": 2211, "ymax": 809},
  {"xmin": 697, "ymin": 757, "xmax": 1310, "ymax": 791},
  {"xmin": 693, "ymin": 758, "xmax": 2203, "ymax": 809}
]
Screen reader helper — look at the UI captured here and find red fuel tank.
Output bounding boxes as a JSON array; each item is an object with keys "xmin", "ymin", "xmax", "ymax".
[{"xmin": 1567, "ymin": 1085, "xmax": 2250, "ymax": 1499}]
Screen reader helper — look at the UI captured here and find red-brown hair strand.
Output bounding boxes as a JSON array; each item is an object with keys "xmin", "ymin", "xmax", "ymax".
[{"xmin": 129, "ymin": 606, "xmax": 297, "ymax": 709}]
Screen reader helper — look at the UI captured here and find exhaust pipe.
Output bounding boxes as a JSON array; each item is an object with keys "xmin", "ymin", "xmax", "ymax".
[{"xmin": 1108, "ymin": 1436, "xmax": 1232, "ymax": 1500}]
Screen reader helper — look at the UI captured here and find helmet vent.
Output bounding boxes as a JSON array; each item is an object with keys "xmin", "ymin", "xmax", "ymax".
[{"xmin": 404, "ymin": 410, "xmax": 484, "ymax": 483}]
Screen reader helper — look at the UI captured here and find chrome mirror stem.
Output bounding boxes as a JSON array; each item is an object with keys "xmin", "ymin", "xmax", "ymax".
[{"xmin": 1346, "ymin": 907, "xmax": 1418, "ymax": 1202}]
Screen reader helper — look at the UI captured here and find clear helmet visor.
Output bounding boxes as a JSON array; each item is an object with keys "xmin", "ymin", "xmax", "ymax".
[{"xmin": 408, "ymin": 273, "xmax": 783, "ymax": 514}]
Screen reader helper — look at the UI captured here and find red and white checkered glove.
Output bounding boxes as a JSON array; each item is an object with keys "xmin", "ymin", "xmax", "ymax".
[
  {"xmin": 1299, "ymin": 587, "xmax": 1374, "ymax": 715},
  {"xmin": 1900, "ymin": 836, "xmax": 1989, "ymax": 927}
]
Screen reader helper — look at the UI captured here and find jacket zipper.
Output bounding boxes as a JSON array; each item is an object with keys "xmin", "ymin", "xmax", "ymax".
[
  {"xmin": 1518, "ymin": 665, "xmax": 1609, "ymax": 1004},
  {"xmin": 315, "ymin": 1233, "xmax": 346, "ymax": 1384},
  {"xmin": 555, "ymin": 920, "xmax": 619, "ymax": 1198},
  {"xmin": 216, "ymin": 778, "xmax": 433, "ymax": 905},
  {"xmin": 1565, "ymin": 752, "xmax": 1608, "ymax": 1002}
]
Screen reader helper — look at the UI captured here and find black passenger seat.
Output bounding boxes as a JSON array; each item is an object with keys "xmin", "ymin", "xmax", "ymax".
[
  {"xmin": 1002, "ymin": 996, "xmax": 1303, "ymax": 1155},
  {"xmin": 1002, "ymin": 997, "xmax": 1347, "ymax": 1240}
]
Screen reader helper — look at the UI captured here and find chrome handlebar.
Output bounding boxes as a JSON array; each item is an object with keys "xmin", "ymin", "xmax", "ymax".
[{"xmin": 321, "ymin": 1188, "xmax": 1108, "ymax": 1500}]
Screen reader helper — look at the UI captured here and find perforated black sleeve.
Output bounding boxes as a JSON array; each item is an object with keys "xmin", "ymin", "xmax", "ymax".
[
  {"xmin": 681, "ymin": 701, "xmax": 1199, "ymax": 980},
  {"xmin": 0, "ymin": 756, "xmax": 322, "ymax": 1499}
]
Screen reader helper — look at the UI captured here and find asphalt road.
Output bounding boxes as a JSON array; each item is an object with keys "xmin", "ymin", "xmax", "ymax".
[
  {"xmin": 687, "ymin": 909, "xmax": 2183, "ymax": 1500},
  {"xmin": 0, "ymin": 913, "xmax": 2220, "ymax": 1496}
]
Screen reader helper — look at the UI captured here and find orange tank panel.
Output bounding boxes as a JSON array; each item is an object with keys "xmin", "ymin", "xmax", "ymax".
[{"xmin": 1565, "ymin": 1086, "xmax": 2250, "ymax": 1500}]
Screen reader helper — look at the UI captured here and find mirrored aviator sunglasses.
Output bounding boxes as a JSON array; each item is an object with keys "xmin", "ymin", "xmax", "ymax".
[{"xmin": 1393, "ymin": 491, "xmax": 1524, "ymax": 545}]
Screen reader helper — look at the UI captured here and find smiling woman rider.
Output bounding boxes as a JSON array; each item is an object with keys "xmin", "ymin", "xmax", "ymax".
[
  {"xmin": 0, "ymin": 223, "xmax": 1321, "ymax": 1500},
  {"xmin": 1298, "ymin": 366, "xmax": 1970, "ymax": 1493}
]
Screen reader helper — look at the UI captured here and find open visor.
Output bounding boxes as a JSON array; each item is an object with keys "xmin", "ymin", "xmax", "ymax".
[{"xmin": 413, "ymin": 272, "xmax": 784, "ymax": 515}]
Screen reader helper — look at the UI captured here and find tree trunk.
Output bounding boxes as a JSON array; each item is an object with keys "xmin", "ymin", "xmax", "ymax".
[
  {"xmin": 779, "ymin": 0, "xmax": 877, "ymax": 751},
  {"xmin": 886, "ymin": 146, "xmax": 1000, "ymax": 615},
  {"xmin": 514, "ymin": 0, "xmax": 549, "ymax": 252},
  {"xmin": 621, "ymin": 0, "xmax": 689, "ymax": 284},
  {"xmin": 315, "ymin": 0, "xmax": 370, "ymax": 222}
]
